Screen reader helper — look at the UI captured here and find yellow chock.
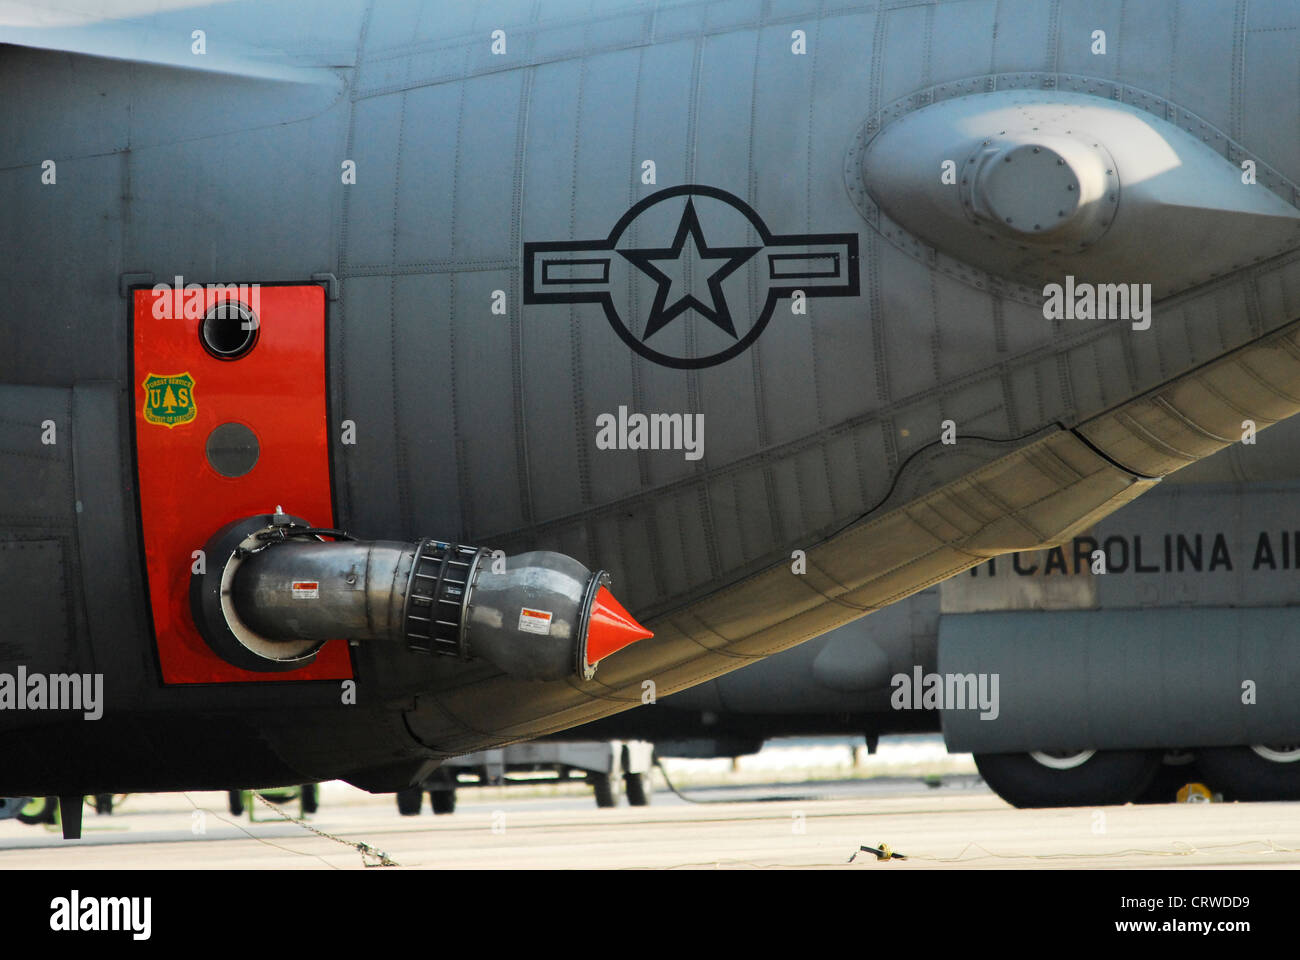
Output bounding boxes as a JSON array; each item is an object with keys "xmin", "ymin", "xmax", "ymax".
[{"xmin": 1176, "ymin": 782, "xmax": 1214, "ymax": 803}]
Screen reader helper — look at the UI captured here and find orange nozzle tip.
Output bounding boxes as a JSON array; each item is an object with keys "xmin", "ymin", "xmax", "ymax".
[{"xmin": 586, "ymin": 585, "xmax": 653, "ymax": 665}]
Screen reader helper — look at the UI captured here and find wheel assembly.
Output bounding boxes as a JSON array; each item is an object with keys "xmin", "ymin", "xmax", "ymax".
[
  {"xmin": 975, "ymin": 749, "xmax": 1162, "ymax": 807},
  {"xmin": 1196, "ymin": 744, "xmax": 1300, "ymax": 801},
  {"xmin": 395, "ymin": 787, "xmax": 423, "ymax": 816}
]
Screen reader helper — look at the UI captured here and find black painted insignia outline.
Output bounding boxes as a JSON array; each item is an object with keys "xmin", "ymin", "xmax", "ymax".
[{"xmin": 523, "ymin": 184, "xmax": 860, "ymax": 370}]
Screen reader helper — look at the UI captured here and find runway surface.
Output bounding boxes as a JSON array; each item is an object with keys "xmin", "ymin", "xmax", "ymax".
[{"xmin": 3, "ymin": 775, "xmax": 1299, "ymax": 869}]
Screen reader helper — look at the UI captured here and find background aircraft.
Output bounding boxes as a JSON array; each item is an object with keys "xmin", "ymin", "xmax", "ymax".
[{"xmin": 4, "ymin": 0, "xmax": 1300, "ymax": 837}]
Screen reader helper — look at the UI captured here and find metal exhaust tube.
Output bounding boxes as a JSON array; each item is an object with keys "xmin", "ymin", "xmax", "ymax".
[{"xmin": 190, "ymin": 512, "xmax": 652, "ymax": 679}]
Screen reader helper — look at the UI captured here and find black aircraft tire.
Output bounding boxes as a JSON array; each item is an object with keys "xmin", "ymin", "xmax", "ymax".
[
  {"xmin": 396, "ymin": 786, "xmax": 423, "ymax": 816},
  {"xmin": 227, "ymin": 790, "xmax": 245, "ymax": 816},
  {"xmin": 1134, "ymin": 759, "xmax": 1204, "ymax": 805},
  {"xmin": 591, "ymin": 773, "xmax": 616, "ymax": 808},
  {"xmin": 1196, "ymin": 746, "xmax": 1300, "ymax": 801},
  {"xmin": 301, "ymin": 784, "xmax": 319, "ymax": 814},
  {"xmin": 430, "ymin": 789, "xmax": 456, "ymax": 815},
  {"xmin": 975, "ymin": 750, "xmax": 1162, "ymax": 808},
  {"xmin": 94, "ymin": 794, "xmax": 113, "ymax": 815},
  {"xmin": 625, "ymin": 772, "xmax": 650, "ymax": 807}
]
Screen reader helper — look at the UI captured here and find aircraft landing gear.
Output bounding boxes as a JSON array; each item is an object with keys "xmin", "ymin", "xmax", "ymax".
[
  {"xmin": 624, "ymin": 771, "xmax": 650, "ymax": 806},
  {"xmin": 1196, "ymin": 744, "xmax": 1300, "ymax": 801},
  {"xmin": 974, "ymin": 749, "xmax": 1162, "ymax": 807},
  {"xmin": 397, "ymin": 769, "xmax": 457, "ymax": 815},
  {"xmin": 1133, "ymin": 751, "xmax": 1203, "ymax": 804},
  {"xmin": 395, "ymin": 786, "xmax": 423, "ymax": 815},
  {"xmin": 590, "ymin": 772, "xmax": 617, "ymax": 808}
]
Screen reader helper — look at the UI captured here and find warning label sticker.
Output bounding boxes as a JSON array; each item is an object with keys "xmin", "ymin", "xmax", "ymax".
[
  {"xmin": 292, "ymin": 580, "xmax": 320, "ymax": 599},
  {"xmin": 518, "ymin": 607, "xmax": 553, "ymax": 635}
]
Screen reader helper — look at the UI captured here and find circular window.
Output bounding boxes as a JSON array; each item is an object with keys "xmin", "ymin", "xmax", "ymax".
[
  {"xmin": 200, "ymin": 300, "xmax": 258, "ymax": 360},
  {"xmin": 206, "ymin": 422, "xmax": 260, "ymax": 478}
]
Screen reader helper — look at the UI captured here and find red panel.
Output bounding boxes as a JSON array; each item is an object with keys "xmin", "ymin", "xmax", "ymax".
[{"xmin": 133, "ymin": 284, "xmax": 352, "ymax": 684}]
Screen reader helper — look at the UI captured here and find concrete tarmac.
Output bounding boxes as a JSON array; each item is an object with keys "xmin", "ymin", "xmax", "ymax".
[{"xmin": 2, "ymin": 777, "xmax": 1298, "ymax": 869}]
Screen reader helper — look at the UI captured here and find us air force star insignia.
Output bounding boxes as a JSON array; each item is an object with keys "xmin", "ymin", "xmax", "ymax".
[
  {"xmin": 619, "ymin": 199, "xmax": 759, "ymax": 341},
  {"xmin": 524, "ymin": 185, "xmax": 860, "ymax": 369}
]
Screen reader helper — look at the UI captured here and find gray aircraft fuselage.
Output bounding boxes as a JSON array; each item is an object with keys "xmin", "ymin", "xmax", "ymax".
[{"xmin": 3, "ymin": 0, "xmax": 1300, "ymax": 796}]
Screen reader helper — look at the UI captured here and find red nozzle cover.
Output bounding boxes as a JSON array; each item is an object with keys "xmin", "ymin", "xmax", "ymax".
[{"xmin": 585, "ymin": 585, "xmax": 653, "ymax": 665}]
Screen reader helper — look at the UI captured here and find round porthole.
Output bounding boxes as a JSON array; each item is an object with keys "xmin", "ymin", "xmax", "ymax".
[
  {"xmin": 206, "ymin": 422, "xmax": 260, "ymax": 478},
  {"xmin": 200, "ymin": 300, "xmax": 258, "ymax": 360}
]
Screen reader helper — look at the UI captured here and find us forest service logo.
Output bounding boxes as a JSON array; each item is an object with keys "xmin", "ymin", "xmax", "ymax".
[
  {"xmin": 524, "ymin": 185, "xmax": 860, "ymax": 368},
  {"xmin": 142, "ymin": 372, "xmax": 197, "ymax": 428}
]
